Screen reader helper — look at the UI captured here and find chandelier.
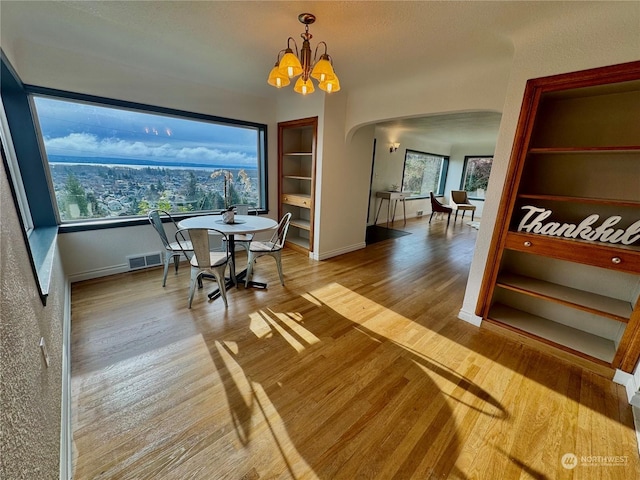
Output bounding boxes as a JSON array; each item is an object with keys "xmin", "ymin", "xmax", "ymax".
[{"xmin": 267, "ymin": 13, "xmax": 341, "ymax": 95}]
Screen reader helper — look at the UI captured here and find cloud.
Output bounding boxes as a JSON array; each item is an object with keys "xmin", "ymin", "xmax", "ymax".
[{"xmin": 43, "ymin": 133, "xmax": 255, "ymax": 165}]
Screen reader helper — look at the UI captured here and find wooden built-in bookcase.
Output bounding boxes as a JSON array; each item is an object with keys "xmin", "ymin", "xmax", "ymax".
[
  {"xmin": 477, "ymin": 61, "xmax": 640, "ymax": 376},
  {"xmin": 278, "ymin": 117, "xmax": 318, "ymax": 254}
]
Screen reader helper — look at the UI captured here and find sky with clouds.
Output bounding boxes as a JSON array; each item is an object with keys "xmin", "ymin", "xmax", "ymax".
[{"xmin": 33, "ymin": 96, "xmax": 258, "ymax": 167}]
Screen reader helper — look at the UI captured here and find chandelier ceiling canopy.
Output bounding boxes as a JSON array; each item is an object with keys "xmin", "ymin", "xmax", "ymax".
[{"xmin": 267, "ymin": 13, "xmax": 340, "ymax": 95}]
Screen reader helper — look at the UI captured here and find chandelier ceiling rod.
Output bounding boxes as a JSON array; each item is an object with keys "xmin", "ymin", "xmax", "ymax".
[{"xmin": 267, "ymin": 13, "xmax": 341, "ymax": 95}]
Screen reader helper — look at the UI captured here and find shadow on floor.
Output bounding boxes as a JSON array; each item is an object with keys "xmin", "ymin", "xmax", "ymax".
[{"xmin": 365, "ymin": 225, "xmax": 412, "ymax": 245}]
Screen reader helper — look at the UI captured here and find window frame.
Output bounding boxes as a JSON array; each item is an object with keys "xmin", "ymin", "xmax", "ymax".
[
  {"xmin": 400, "ymin": 149, "xmax": 449, "ymax": 198},
  {"xmin": 460, "ymin": 155, "xmax": 493, "ymax": 201},
  {"xmin": 26, "ymin": 85, "xmax": 269, "ymax": 232}
]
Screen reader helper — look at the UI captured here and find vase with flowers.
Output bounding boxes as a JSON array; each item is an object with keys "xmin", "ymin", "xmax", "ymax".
[{"xmin": 211, "ymin": 170, "xmax": 235, "ymax": 223}]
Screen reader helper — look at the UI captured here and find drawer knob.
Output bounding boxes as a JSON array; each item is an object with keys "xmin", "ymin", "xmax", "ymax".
[
  {"xmin": 612, "ymin": 257, "xmax": 622, "ymax": 264},
  {"xmin": 523, "ymin": 241, "xmax": 532, "ymax": 247}
]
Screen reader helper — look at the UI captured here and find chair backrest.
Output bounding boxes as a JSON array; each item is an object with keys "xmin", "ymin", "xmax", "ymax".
[
  {"xmin": 232, "ymin": 204, "xmax": 251, "ymax": 215},
  {"xmin": 267, "ymin": 212, "xmax": 292, "ymax": 250},
  {"xmin": 430, "ymin": 192, "xmax": 452, "ymax": 213},
  {"xmin": 176, "ymin": 228, "xmax": 229, "ymax": 268},
  {"xmin": 148, "ymin": 209, "xmax": 173, "ymax": 248},
  {"xmin": 451, "ymin": 190, "xmax": 470, "ymax": 205}
]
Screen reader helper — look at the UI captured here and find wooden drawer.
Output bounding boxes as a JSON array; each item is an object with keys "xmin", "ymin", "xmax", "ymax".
[
  {"xmin": 281, "ymin": 193, "xmax": 311, "ymax": 208},
  {"xmin": 505, "ymin": 231, "xmax": 640, "ymax": 274}
]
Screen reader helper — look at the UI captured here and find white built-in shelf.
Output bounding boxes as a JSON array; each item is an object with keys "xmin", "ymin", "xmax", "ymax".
[
  {"xmin": 286, "ymin": 234, "xmax": 309, "ymax": 249},
  {"xmin": 284, "ymin": 175, "xmax": 313, "ymax": 181},
  {"xmin": 488, "ymin": 303, "xmax": 617, "ymax": 363},
  {"xmin": 496, "ymin": 273, "xmax": 633, "ymax": 322},
  {"xmin": 290, "ymin": 218, "xmax": 311, "ymax": 231},
  {"xmin": 283, "ymin": 152, "xmax": 313, "ymax": 156}
]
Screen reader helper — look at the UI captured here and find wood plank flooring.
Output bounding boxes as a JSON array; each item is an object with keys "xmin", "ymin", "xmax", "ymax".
[{"xmin": 70, "ymin": 218, "xmax": 640, "ymax": 479}]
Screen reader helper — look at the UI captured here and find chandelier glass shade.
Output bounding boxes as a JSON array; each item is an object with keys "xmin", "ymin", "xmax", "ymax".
[{"xmin": 267, "ymin": 13, "xmax": 340, "ymax": 95}]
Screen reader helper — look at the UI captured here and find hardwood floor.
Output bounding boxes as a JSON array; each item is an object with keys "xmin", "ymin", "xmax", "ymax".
[{"xmin": 71, "ymin": 218, "xmax": 639, "ymax": 479}]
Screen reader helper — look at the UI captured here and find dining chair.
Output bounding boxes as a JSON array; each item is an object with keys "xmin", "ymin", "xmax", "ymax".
[
  {"xmin": 175, "ymin": 228, "xmax": 232, "ymax": 308},
  {"xmin": 230, "ymin": 204, "xmax": 254, "ymax": 253},
  {"xmin": 148, "ymin": 209, "xmax": 193, "ymax": 287},
  {"xmin": 429, "ymin": 192, "xmax": 452, "ymax": 226},
  {"xmin": 245, "ymin": 212, "xmax": 292, "ymax": 287},
  {"xmin": 450, "ymin": 190, "xmax": 476, "ymax": 222}
]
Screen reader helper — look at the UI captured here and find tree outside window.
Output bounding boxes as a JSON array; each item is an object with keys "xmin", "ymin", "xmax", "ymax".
[
  {"xmin": 401, "ymin": 150, "xmax": 449, "ymax": 197},
  {"xmin": 461, "ymin": 156, "xmax": 493, "ymax": 199}
]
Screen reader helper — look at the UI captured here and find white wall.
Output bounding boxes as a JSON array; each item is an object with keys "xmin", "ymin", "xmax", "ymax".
[
  {"xmin": 1, "ymin": 146, "xmax": 67, "ymax": 479},
  {"xmin": 315, "ymin": 93, "xmax": 374, "ymax": 259}
]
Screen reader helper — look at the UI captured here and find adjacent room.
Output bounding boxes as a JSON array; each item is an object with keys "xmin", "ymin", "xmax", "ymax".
[{"xmin": 1, "ymin": 2, "xmax": 639, "ymax": 479}]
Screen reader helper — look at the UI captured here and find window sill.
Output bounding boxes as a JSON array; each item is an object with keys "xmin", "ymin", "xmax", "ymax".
[
  {"xmin": 58, "ymin": 209, "xmax": 270, "ymax": 233},
  {"xmin": 28, "ymin": 226, "xmax": 58, "ymax": 305}
]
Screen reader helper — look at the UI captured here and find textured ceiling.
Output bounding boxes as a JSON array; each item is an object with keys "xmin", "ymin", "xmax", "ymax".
[{"xmin": 0, "ymin": 1, "xmax": 622, "ymax": 145}]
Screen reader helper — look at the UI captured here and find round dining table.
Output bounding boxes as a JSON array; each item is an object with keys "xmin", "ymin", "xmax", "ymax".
[{"xmin": 177, "ymin": 214, "xmax": 278, "ymax": 297}]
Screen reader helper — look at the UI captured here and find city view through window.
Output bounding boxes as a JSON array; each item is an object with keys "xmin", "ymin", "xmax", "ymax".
[{"xmin": 33, "ymin": 96, "xmax": 265, "ymax": 222}]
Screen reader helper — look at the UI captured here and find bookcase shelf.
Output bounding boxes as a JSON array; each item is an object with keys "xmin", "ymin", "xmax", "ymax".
[{"xmin": 487, "ymin": 304, "xmax": 617, "ymax": 364}]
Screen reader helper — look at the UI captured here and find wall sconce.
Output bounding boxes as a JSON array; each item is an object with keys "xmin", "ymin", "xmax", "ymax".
[{"xmin": 389, "ymin": 142, "xmax": 400, "ymax": 153}]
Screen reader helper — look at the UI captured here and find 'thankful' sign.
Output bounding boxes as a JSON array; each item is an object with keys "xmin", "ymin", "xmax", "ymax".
[{"xmin": 517, "ymin": 206, "xmax": 640, "ymax": 246}]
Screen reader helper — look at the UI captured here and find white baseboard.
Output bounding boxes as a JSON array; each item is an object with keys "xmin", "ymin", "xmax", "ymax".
[
  {"xmin": 457, "ymin": 308, "xmax": 483, "ymax": 327},
  {"xmin": 60, "ymin": 278, "xmax": 72, "ymax": 480},
  {"xmin": 633, "ymin": 407, "xmax": 640, "ymax": 456},
  {"xmin": 312, "ymin": 242, "xmax": 366, "ymax": 261},
  {"xmin": 67, "ymin": 263, "xmax": 129, "ymax": 283},
  {"xmin": 613, "ymin": 369, "xmax": 636, "ymax": 396}
]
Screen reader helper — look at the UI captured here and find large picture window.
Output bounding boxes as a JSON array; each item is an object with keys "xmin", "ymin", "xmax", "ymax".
[
  {"xmin": 31, "ymin": 95, "xmax": 266, "ymax": 222},
  {"xmin": 461, "ymin": 155, "xmax": 493, "ymax": 199},
  {"xmin": 401, "ymin": 149, "xmax": 449, "ymax": 197}
]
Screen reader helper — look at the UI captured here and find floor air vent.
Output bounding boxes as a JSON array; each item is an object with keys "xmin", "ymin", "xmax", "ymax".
[{"xmin": 127, "ymin": 252, "xmax": 162, "ymax": 271}]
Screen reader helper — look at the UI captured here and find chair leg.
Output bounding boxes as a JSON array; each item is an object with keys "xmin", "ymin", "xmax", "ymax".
[
  {"xmin": 447, "ymin": 212, "xmax": 451, "ymax": 226},
  {"xmin": 455, "ymin": 210, "xmax": 459, "ymax": 222},
  {"xmin": 188, "ymin": 269, "xmax": 199, "ymax": 308},
  {"xmin": 472, "ymin": 210, "xmax": 475, "ymax": 221},
  {"xmin": 212, "ymin": 267, "xmax": 228, "ymax": 308},
  {"xmin": 429, "ymin": 212, "xmax": 434, "ymax": 223},
  {"xmin": 245, "ymin": 253, "xmax": 255, "ymax": 287},
  {"xmin": 162, "ymin": 251, "xmax": 172, "ymax": 287},
  {"xmin": 274, "ymin": 252, "xmax": 284, "ymax": 285}
]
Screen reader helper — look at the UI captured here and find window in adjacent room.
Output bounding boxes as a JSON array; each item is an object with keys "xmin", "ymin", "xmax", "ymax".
[
  {"xmin": 31, "ymin": 95, "xmax": 267, "ymax": 222},
  {"xmin": 401, "ymin": 149, "xmax": 449, "ymax": 197},
  {"xmin": 461, "ymin": 155, "xmax": 493, "ymax": 200}
]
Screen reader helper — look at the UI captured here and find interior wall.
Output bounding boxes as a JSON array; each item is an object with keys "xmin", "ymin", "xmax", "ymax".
[
  {"xmin": 1, "ymin": 157, "xmax": 66, "ymax": 479},
  {"xmin": 316, "ymin": 93, "xmax": 374, "ymax": 259}
]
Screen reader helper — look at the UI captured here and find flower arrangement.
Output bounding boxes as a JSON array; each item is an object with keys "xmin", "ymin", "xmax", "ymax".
[
  {"xmin": 210, "ymin": 169, "xmax": 252, "ymax": 211},
  {"xmin": 211, "ymin": 170, "xmax": 233, "ymax": 210}
]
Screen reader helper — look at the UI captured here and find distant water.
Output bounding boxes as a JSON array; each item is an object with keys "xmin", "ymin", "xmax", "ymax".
[{"xmin": 48, "ymin": 155, "xmax": 256, "ymax": 171}]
